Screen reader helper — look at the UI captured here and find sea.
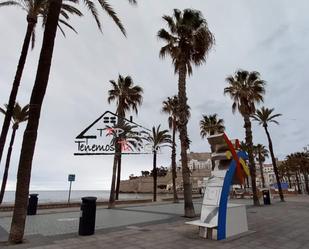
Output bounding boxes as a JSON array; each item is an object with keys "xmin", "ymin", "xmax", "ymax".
[{"xmin": 1, "ymin": 190, "xmax": 168, "ymax": 204}]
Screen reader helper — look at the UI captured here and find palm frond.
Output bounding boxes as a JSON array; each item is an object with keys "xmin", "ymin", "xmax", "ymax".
[
  {"xmin": 59, "ymin": 18, "xmax": 78, "ymax": 34},
  {"xmin": 162, "ymin": 15, "xmax": 176, "ymax": 33},
  {"xmin": 200, "ymin": 113, "xmax": 225, "ymax": 137},
  {"xmin": 0, "ymin": 106, "xmax": 6, "ymax": 115},
  {"xmin": 61, "ymin": 3, "xmax": 83, "ymax": 16},
  {"xmin": 107, "ymin": 75, "xmax": 143, "ymax": 116},
  {"xmin": 158, "ymin": 8, "xmax": 214, "ymax": 75},
  {"xmin": 224, "ymin": 70, "xmax": 266, "ymax": 116},
  {"xmin": 57, "ymin": 23, "xmax": 66, "ymax": 37},
  {"xmin": 253, "ymin": 106, "xmax": 282, "ymax": 127},
  {"xmin": 0, "ymin": 1, "xmax": 23, "ymax": 8},
  {"xmin": 83, "ymin": 0, "xmax": 102, "ymax": 31},
  {"xmin": 127, "ymin": 0, "xmax": 137, "ymax": 5},
  {"xmin": 97, "ymin": 0, "xmax": 126, "ymax": 36}
]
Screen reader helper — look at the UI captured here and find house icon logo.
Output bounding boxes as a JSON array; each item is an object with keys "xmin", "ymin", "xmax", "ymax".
[{"xmin": 74, "ymin": 111, "xmax": 151, "ymax": 156}]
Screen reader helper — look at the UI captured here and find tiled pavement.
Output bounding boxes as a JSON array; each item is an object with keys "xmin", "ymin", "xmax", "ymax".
[
  {"xmin": 0, "ymin": 196, "xmax": 309, "ymax": 249},
  {"xmin": 0, "ymin": 201, "xmax": 205, "ymax": 238}
]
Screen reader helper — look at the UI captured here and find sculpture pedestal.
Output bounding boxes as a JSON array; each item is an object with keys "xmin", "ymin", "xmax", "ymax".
[
  {"xmin": 224, "ymin": 203, "xmax": 248, "ymax": 238},
  {"xmin": 187, "ymin": 203, "xmax": 248, "ymax": 240}
]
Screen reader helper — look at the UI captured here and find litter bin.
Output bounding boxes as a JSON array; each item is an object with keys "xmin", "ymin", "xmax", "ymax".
[
  {"xmin": 27, "ymin": 194, "xmax": 39, "ymax": 215},
  {"xmin": 79, "ymin": 197, "xmax": 97, "ymax": 236},
  {"xmin": 262, "ymin": 190, "xmax": 271, "ymax": 205}
]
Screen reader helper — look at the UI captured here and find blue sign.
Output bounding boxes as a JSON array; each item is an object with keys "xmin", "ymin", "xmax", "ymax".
[
  {"xmin": 272, "ymin": 182, "xmax": 288, "ymax": 190},
  {"xmin": 68, "ymin": 174, "xmax": 75, "ymax": 182}
]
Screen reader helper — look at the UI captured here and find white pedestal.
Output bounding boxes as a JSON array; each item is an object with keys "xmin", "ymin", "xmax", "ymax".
[
  {"xmin": 225, "ymin": 203, "xmax": 248, "ymax": 238},
  {"xmin": 186, "ymin": 203, "xmax": 248, "ymax": 240}
]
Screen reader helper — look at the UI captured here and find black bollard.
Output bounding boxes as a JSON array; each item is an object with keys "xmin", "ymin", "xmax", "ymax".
[
  {"xmin": 79, "ymin": 196, "xmax": 97, "ymax": 236},
  {"xmin": 262, "ymin": 190, "xmax": 271, "ymax": 205},
  {"xmin": 27, "ymin": 194, "xmax": 39, "ymax": 215}
]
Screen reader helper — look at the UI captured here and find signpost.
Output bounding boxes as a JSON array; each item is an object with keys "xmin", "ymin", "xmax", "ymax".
[{"xmin": 68, "ymin": 174, "xmax": 75, "ymax": 204}]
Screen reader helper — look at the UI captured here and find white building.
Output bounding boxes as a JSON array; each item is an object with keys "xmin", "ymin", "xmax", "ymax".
[{"xmin": 178, "ymin": 152, "xmax": 212, "ymax": 171}]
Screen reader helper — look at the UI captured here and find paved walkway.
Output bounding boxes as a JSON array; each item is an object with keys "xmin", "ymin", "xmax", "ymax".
[{"xmin": 0, "ymin": 196, "xmax": 308, "ymax": 249}]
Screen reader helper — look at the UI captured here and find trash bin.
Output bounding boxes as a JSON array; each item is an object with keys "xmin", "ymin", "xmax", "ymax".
[
  {"xmin": 79, "ymin": 197, "xmax": 97, "ymax": 236},
  {"xmin": 262, "ymin": 190, "xmax": 271, "ymax": 205},
  {"xmin": 27, "ymin": 194, "xmax": 39, "ymax": 215}
]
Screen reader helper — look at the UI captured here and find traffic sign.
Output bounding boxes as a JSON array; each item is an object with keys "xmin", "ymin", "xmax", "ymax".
[{"xmin": 68, "ymin": 174, "xmax": 75, "ymax": 182}]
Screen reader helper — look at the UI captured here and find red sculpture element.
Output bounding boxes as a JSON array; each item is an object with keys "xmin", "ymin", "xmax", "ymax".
[{"xmin": 222, "ymin": 133, "xmax": 245, "ymax": 184}]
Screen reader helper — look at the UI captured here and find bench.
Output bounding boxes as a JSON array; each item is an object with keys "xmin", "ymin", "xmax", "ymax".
[{"xmin": 186, "ymin": 219, "xmax": 217, "ymax": 239}]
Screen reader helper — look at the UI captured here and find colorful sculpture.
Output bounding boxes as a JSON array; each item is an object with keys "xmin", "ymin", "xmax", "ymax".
[{"xmin": 186, "ymin": 133, "xmax": 250, "ymax": 240}]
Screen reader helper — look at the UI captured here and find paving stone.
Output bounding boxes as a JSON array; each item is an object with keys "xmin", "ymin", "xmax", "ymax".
[{"xmin": 1, "ymin": 196, "xmax": 309, "ymax": 249}]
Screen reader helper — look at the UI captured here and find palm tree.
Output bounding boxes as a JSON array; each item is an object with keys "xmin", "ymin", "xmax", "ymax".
[
  {"xmin": 286, "ymin": 152, "xmax": 309, "ymax": 195},
  {"xmin": 224, "ymin": 70, "xmax": 266, "ymax": 206},
  {"xmin": 286, "ymin": 155, "xmax": 302, "ymax": 193},
  {"xmin": 146, "ymin": 125, "xmax": 171, "ymax": 202},
  {"xmin": 158, "ymin": 9, "xmax": 214, "ymax": 217},
  {"xmin": 0, "ymin": 0, "xmax": 136, "ymax": 169},
  {"xmin": 279, "ymin": 161, "xmax": 292, "ymax": 188},
  {"xmin": 296, "ymin": 152, "xmax": 309, "ymax": 195},
  {"xmin": 0, "ymin": 0, "xmax": 84, "ymax": 167},
  {"xmin": 253, "ymin": 144, "xmax": 269, "ymax": 188},
  {"xmin": 0, "ymin": 103, "xmax": 29, "ymax": 204},
  {"xmin": 252, "ymin": 107, "xmax": 284, "ymax": 201},
  {"xmin": 9, "ymin": 0, "xmax": 63, "ymax": 243},
  {"xmin": 200, "ymin": 114, "xmax": 225, "ymax": 137},
  {"xmin": 8, "ymin": 0, "xmax": 137, "ymax": 243},
  {"xmin": 106, "ymin": 122, "xmax": 144, "ymax": 152},
  {"xmin": 107, "ymin": 75, "xmax": 143, "ymax": 207},
  {"xmin": 106, "ymin": 121, "xmax": 144, "ymax": 204},
  {"xmin": 162, "ymin": 96, "xmax": 179, "ymax": 203},
  {"xmin": 239, "ymin": 141, "xmax": 249, "ymax": 153},
  {"xmin": 200, "ymin": 114, "xmax": 225, "ymax": 170}
]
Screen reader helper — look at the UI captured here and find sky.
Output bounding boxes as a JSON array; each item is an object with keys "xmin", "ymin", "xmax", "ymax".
[{"xmin": 0, "ymin": 0, "xmax": 308, "ymax": 190}]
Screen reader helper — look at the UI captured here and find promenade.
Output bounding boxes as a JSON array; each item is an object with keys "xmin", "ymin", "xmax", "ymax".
[{"xmin": 0, "ymin": 196, "xmax": 308, "ymax": 249}]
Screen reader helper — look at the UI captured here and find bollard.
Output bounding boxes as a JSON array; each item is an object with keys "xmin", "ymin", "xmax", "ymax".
[
  {"xmin": 262, "ymin": 190, "xmax": 271, "ymax": 205},
  {"xmin": 79, "ymin": 196, "xmax": 97, "ymax": 236},
  {"xmin": 27, "ymin": 194, "xmax": 39, "ymax": 215}
]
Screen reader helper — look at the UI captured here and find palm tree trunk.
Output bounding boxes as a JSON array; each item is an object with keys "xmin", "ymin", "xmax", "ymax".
[
  {"xmin": 178, "ymin": 62, "xmax": 195, "ymax": 217},
  {"xmin": 108, "ymin": 148, "xmax": 119, "ymax": 208},
  {"xmin": 8, "ymin": 0, "xmax": 62, "ymax": 243},
  {"xmin": 302, "ymin": 170, "xmax": 309, "ymax": 195},
  {"xmin": 109, "ymin": 141, "xmax": 120, "ymax": 208},
  {"xmin": 0, "ymin": 18, "xmax": 36, "ymax": 167},
  {"xmin": 153, "ymin": 150, "xmax": 157, "ymax": 202},
  {"xmin": 295, "ymin": 172, "xmax": 302, "ymax": 194},
  {"xmin": 171, "ymin": 122, "xmax": 178, "ymax": 203},
  {"xmin": 115, "ymin": 153, "xmax": 122, "ymax": 200},
  {"xmin": 245, "ymin": 176, "xmax": 249, "ymax": 189},
  {"xmin": 0, "ymin": 127, "xmax": 17, "ymax": 204},
  {"xmin": 263, "ymin": 125, "xmax": 284, "ymax": 202},
  {"xmin": 115, "ymin": 113, "xmax": 124, "ymax": 201},
  {"xmin": 243, "ymin": 115, "xmax": 260, "ymax": 206},
  {"xmin": 209, "ymin": 132, "xmax": 216, "ymax": 170},
  {"xmin": 258, "ymin": 153, "xmax": 265, "ymax": 188},
  {"xmin": 287, "ymin": 174, "xmax": 291, "ymax": 188}
]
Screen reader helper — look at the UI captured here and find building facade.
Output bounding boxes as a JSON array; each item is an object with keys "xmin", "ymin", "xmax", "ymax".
[{"xmin": 120, "ymin": 152, "xmax": 212, "ymax": 193}]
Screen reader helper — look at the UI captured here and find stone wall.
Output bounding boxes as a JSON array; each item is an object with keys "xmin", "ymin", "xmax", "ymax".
[{"xmin": 120, "ymin": 168, "xmax": 211, "ymax": 193}]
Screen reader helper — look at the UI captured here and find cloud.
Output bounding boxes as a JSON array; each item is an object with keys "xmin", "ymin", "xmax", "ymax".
[{"xmin": 257, "ymin": 24, "xmax": 290, "ymax": 49}]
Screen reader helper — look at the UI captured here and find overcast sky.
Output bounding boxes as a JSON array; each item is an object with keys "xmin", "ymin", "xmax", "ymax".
[{"xmin": 0, "ymin": 0, "xmax": 308, "ymax": 190}]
